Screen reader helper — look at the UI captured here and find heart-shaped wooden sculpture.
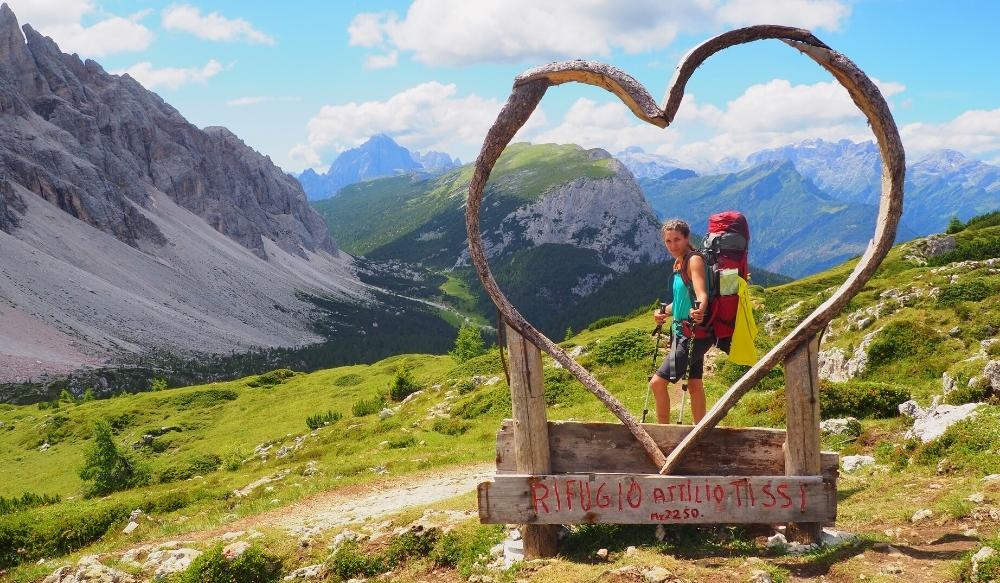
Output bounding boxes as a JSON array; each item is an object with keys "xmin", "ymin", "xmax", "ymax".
[{"xmin": 465, "ymin": 25, "xmax": 904, "ymax": 474}]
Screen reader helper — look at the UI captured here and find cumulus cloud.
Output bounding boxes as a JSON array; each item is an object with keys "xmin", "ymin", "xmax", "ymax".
[
  {"xmin": 288, "ymin": 81, "xmax": 546, "ymax": 171},
  {"xmin": 716, "ymin": 0, "xmax": 851, "ymax": 31},
  {"xmin": 5, "ymin": 0, "xmax": 95, "ymax": 28},
  {"xmin": 346, "ymin": 0, "xmax": 849, "ymax": 67},
  {"xmin": 901, "ymin": 108, "xmax": 1000, "ymax": 159},
  {"xmin": 162, "ymin": 4, "xmax": 274, "ymax": 45},
  {"xmin": 7, "ymin": 1, "xmax": 152, "ymax": 57},
  {"xmin": 518, "ymin": 76, "xmax": 907, "ymax": 172},
  {"xmin": 364, "ymin": 51, "xmax": 398, "ymax": 70},
  {"xmin": 113, "ymin": 59, "xmax": 226, "ymax": 91}
]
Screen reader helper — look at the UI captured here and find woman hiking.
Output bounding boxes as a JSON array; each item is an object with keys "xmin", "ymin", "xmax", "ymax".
[{"xmin": 649, "ymin": 219, "xmax": 732, "ymax": 424}]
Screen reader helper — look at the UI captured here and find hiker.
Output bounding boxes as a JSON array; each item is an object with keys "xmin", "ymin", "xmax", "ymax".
[{"xmin": 648, "ymin": 219, "xmax": 732, "ymax": 424}]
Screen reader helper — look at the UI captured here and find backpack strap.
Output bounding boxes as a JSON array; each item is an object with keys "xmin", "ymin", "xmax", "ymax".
[
  {"xmin": 679, "ymin": 249, "xmax": 719, "ymax": 340},
  {"xmin": 677, "ymin": 250, "xmax": 700, "ymax": 307}
]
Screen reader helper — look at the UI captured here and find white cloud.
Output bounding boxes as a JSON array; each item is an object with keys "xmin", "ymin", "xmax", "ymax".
[
  {"xmin": 226, "ymin": 95, "xmax": 301, "ymax": 106},
  {"xmin": 347, "ymin": 0, "xmax": 849, "ymax": 67},
  {"xmin": 5, "ymin": 0, "xmax": 94, "ymax": 28},
  {"xmin": 162, "ymin": 3, "xmax": 274, "ymax": 45},
  {"xmin": 7, "ymin": 1, "xmax": 152, "ymax": 57},
  {"xmin": 364, "ymin": 51, "xmax": 398, "ymax": 70},
  {"xmin": 530, "ymin": 98, "xmax": 681, "ymax": 155},
  {"xmin": 288, "ymin": 81, "xmax": 546, "ymax": 171},
  {"xmin": 347, "ymin": 11, "xmax": 388, "ymax": 47},
  {"xmin": 901, "ymin": 109, "xmax": 1000, "ymax": 159},
  {"xmin": 716, "ymin": 0, "xmax": 851, "ymax": 32},
  {"xmin": 113, "ymin": 59, "xmax": 225, "ymax": 91},
  {"xmin": 518, "ymin": 77, "xmax": 907, "ymax": 173}
]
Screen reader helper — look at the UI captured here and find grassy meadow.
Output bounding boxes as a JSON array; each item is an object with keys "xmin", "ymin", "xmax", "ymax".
[{"xmin": 1, "ymin": 220, "xmax": 999, "ymax": 582}]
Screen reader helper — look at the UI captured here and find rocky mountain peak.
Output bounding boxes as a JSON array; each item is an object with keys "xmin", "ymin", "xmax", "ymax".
[{"xmin": 0, "ymin": 5, "xmax": 335, "ymax": 259}]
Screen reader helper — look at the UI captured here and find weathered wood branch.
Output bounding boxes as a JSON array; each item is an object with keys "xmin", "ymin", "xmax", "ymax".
[
  {"xmin": 465, "ymin": 25, "xmax": 904, "ymax": 475},
  {"xmin": 658, "ymin": 32, "xmax": 904, "ymax": 474},
  {"xmin": 465, "ymin": 81, "xmax": 668, "ymax": 469}
]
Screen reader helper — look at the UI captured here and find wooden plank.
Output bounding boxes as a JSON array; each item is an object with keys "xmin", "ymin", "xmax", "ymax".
[
  {"xmin": 479, "ymin": 474, "xmax": 833, "ymax": 524},
  {"xmin": 504, "ymin": 324, "xmax": 558, "ymax": 558},
  {"xmin": 496, "ymin": 420, "xmax": 838, "ymax": 480},
  {"xmin": 784, "ymin": 335, "xmax": 823, "ymax": 541}
]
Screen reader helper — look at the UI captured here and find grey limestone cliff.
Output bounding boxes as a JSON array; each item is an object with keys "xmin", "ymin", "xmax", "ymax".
[{"xmin": 0, "ymin": 4, "xmax": 333, "ymax": 259}]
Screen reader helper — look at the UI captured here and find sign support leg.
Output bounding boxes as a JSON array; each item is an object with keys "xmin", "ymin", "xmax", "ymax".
[
  {"xmin": 505, "ymin": 322, "xmax": 559, "ymax": 557},
  {"xmin": 783, "ymin": 334, "xmax": 823, "ymax": 543}
]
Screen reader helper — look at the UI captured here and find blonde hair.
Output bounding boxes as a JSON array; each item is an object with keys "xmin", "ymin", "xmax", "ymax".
[{"xmin": 661, "ymin": 219, "xmax": 695, "ymax": 251}]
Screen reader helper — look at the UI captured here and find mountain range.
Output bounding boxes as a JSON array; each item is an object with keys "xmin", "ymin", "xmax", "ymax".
[
  {"xmin": 639, "ymin": 160, "xmax": 918, "ymax": 277},
  {"xmin": 297, "ymin": 134, "xmax": 460, "ymax": 201},
  {"xmin": 312, "ymin": 143, "xmax": 791, "ymax": 338},
  {"xmin": 0, "ymin": 4, "xmax": 453, "ymax": 389},
  {"xmin": 733, "ymin": 138, "xmax": 1000, "ymax": 234}
]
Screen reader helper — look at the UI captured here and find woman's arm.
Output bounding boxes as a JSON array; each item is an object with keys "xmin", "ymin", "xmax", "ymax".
[{"xmin": 688, "ymin": 255, "xmax": 709, "ymax": 322}]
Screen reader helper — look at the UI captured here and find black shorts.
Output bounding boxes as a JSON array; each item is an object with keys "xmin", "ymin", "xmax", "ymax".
[{"xmin": 655, "ymin": 334, "xmax": 732, "ymax": 382}]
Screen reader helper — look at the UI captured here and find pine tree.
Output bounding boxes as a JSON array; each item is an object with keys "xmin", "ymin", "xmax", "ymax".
[
  {"xmin": 451, "ymin": 324, "xmax": 486, "ymax": 363},
  {"xmin": 79, "ymin": 420, "xmax": 148, "ymax": 497},
  {"xmin": 946, "ymin": 216, "xmax": 964, "ymax": 234}
]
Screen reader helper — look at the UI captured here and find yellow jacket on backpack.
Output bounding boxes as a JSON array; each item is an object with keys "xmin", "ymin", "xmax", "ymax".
[{"xmin": 728, "ymin": 277, "xmax": 758, "ymax": 366}]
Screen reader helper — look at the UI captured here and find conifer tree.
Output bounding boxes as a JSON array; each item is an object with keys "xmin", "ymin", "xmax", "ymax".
[{"xmin": 79, "ymin": 420, "xmax": 148, "ymax": 497}]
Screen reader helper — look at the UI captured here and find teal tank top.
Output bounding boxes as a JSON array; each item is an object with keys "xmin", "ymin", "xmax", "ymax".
[{"xmin": 671, "ymin": 271, "xmax": 691, "ymax": 336}]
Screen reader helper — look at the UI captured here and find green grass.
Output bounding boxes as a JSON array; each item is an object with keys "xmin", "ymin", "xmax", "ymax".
[{"xmin": 3, "ymin": 221, "xmax": 1000, "ymax": 581}]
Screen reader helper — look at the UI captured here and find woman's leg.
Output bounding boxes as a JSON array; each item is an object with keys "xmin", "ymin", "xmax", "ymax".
[
  {"xmin": 688, "ymin": 378, "xmax": 706, "ymax": 422},
  {"xmin": 648, "ymin": 374, "xmax": 671, "ymax": 424},
  {"xmin": 686, "ymin": 338, "xmax": 712, "ymax": 423}
]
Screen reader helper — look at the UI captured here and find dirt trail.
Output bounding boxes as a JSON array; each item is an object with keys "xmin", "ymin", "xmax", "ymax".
[
  {"xmin": 270, "ymin": 462, "xmax": 494, "ymax": 535},
  {"xmin": 180, "ymin": 462, "xmax": 494, "ymax": 542}
]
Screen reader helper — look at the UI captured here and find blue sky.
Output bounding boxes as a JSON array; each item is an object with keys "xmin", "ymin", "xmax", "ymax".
[{"xmin": 6, "ymin": 1, "xmax": 1000, "ymax": 173}]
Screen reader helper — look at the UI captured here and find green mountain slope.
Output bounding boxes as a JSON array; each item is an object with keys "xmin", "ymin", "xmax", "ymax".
[
  {"xmin": 313, "ymin": 143, "xmax": 664, "ymax": 337},
  {"xmin": 313, "ymin": 144, "xmax": 789, "ymax": 338}
]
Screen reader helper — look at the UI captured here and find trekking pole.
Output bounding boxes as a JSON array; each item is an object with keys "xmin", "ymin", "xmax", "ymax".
[
  {"xmin": 642, "ymin": 302, "xmax": 668, "ymax": 423},
  {"xmin": 677, "ymin": 301, "xmax": 700, "ymax": 425}
]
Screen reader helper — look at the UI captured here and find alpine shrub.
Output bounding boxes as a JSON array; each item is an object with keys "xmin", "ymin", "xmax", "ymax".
[
  {"xmin": 327, "ymin": 540, "xmax": 385, "ymax": 580},
  {"xmin": 543, "ymin": 368, "xmax": 588, "ymax": 406},
  {"xmin": 865, "ymin": 321, "xmax": 945, "ymax": 374},
  {"xmin": 158, "ymin": 453, "xmax": 222, "ymax": 484},
  {"xmin": 388, "ymin": 365, "xmax": 422, "ymax": 402},
  {"xmin": 306, "ymin": 410, "xmax": 342, "ymax": 429},
  {"xmin": 819, "ymin": 380, "xmax": 910, "ymax": 419},
  {"xmin": 387, "ymin": 435, "xmax": 417, "ymax": 449},
  {"xmin": 587, "ymin": 315, "xmax": 626, "ymax": 331},
  {"xmin": 937, "ymin": 279, "xmax": 995, "ymax": 306},
  {"xmin": 170, "ymin": 388, "xmax": 238, "ymax": 409},
  {"xmin": 181, "ymin": 543, "xmax": 282, "ymax": 583},
  {"xmin": 432, "ymin": 418, "xmax": 472, "ymax": 435},
  {"xmin": 352, "ymin": 394, "xmax": 386, "ymax": 417},
  {"xmin": 0, "ymin": 492, "xmax": 60, "ymax": 515},
  {"xmin": 247, "ymin": 368, "xmax": 296, "ymax": 388},
  {"xmin": 333, "ymin": 373, "xmax": 363, "ymax": 387},
  {"xmin": 592, "ymin": 328, "xmax": 653, "ymax": 366}
]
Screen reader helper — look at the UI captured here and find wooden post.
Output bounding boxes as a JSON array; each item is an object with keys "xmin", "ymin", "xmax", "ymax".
[
  {"xmin": 783, "ymin": 334, "xmax": 823, "ymax": 542},
  {"xmin": 504, "ymin": 322, "xmax": 558, "ymax": 557}
]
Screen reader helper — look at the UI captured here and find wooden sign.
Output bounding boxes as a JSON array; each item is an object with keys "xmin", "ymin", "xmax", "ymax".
[
  {"xmin": 495, "ymin": 420, "xmax": 839, "ymax": 478},
  {"xmin": 479, "ymin": 474, "xmax": 832, "ymax": 524}
]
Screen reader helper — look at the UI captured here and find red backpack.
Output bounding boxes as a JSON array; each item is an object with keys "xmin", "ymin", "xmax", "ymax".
[{"xmin": 678, "ymin": 211, "xmax": 750, "ymax": 340}]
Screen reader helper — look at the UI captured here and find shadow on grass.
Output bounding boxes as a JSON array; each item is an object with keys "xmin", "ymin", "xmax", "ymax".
[
  {"xmin": 782, "ymin": 538, "xmax": 874, "ymax": 578},
  {"xmin": 836, "ymin": 485, "xmax": 867, "ymax": 502},
  {"xmin": 559, "ymin": 524, "xmax": 770, "ymax": 563}
]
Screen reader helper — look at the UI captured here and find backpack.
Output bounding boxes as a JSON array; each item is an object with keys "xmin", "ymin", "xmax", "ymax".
[{"xmin": 677, "ymin": 211, "xmax": 750, "ymax": 340}]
